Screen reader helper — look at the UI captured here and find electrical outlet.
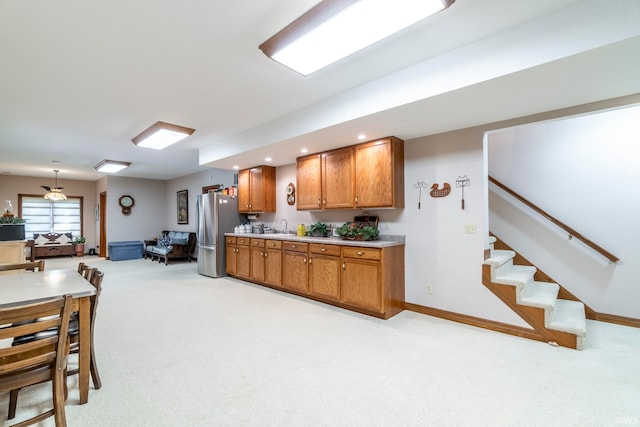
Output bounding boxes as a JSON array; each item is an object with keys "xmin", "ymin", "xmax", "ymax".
[
  {"xmin": 426, "ymin": 283, "xmax": 433, "ymax": 294},
  {"xmin": 464, "ymin": 223, "xmax": 477, "ymax": 234}
]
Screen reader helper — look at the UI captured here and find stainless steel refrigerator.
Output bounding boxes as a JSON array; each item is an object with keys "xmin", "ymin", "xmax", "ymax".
[{"xmin": 196, "ymin": 193, "xmax": 245, "ymax": 278}]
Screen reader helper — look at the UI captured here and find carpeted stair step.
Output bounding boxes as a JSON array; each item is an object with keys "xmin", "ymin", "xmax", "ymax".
[
  {"xmin": 519, "ymin": 281, "xmax": 560, "ymax": 310},
  {"xmin": 488, "ymin": 235, "xmax": 497, "ymax": 252},
  {"xmin": 549, "ymin": 299, "xmax": 586, "ymax": 337},
  {"xmin": 493, "ymin": 264, "xmax": 536, "ymax": 289},
  {"xmin": 484, "ymin": 249, "xmax": 515, "ymax": 269}
]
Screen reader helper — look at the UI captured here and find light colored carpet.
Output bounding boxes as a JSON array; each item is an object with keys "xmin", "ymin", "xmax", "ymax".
[{"xmin": 2, "ymin": 256, "xmax": 639, "ymax": 427}]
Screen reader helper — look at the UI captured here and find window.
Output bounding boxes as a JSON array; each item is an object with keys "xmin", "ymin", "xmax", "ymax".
[{"xmin": 18, "ymin": 195, "xmax": 83, "ymax": 240}]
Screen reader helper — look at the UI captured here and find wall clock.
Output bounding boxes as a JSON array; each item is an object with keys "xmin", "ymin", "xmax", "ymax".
[
  {"xmin": 119, "ymin": 195, "xmax": 135, "ymax": 215},
  {"xmin": 286, "ymin": 183, "xmax": 295, "ymax": 205}
]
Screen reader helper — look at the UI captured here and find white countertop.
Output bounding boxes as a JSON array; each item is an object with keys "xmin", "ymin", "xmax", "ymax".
[{"xmin": 224, "ymin": 233, "xmax": 404, "ymax": 248}]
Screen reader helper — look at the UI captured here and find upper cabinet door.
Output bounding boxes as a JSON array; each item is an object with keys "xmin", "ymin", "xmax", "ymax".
[
  {"xmin": 322, "ymin": 147, "xmax": 354, "ymax": 209},
  {"xmin": 296, "ymin": 154, "xmax": 322, "ymax": 210},
  {"xmin": 238, "ymin": 166, "xmax": 276, "ymax": 213},
  {"xmin": 354, "ymin": 137, "xmax": 404, "ymax": 209},
  {"xmin": 237, "ymin": 169, "xmax": 251, "ymax": 212}
]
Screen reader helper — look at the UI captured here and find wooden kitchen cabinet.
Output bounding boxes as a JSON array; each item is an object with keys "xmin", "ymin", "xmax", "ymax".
[
  {"xmin": 234, "ymin": 237, "xmax": 251, "ymax": 279},
  {"xmin": 354, "ymin": 137, "xmax": 404, "ymax": 208},
  {"xmin": 340, "ymin": 247, "xmax": 382, "ymax": 312},
  {"xmin": 226, "ymin": 235, "xmax": 405, "ymax": 320},
  {"xmin": 296, "ymin": 154, "xmax": 322, "ymax": 210},
  {"xmin": 296, "ymin": 137, "xmax": 402, "ymax": 210},
  {"xmin": 225, "ymin": 236, "xmax": 237, "ymax": 276},
  {"xmin": 308, "ymin": 243, "xmax": 341, "ymax": 301},
  {"xmin": 322, "ymin": 147, "xmax": 355, "ymax": 209},
  {"xmin": 250, "ymin": 238, "xmax": 265, "ymax": 282},
  {"xmin": 296, "ymin": 147, "xmax": 355, "ymax": 211},
  {"xmin": 238, "ymin": 166, "xmax": 276, "ymax": 213},
  {"xmin": 248, "ymin": 238, "xmax": 282, "ymax": 286},
  {"xmin": 264, "ymin": 239, "xmax": 282, "ymax": 287},
  {"xmin": 282, "ymin": 241, "xmax": 308, "ymax": 294}
]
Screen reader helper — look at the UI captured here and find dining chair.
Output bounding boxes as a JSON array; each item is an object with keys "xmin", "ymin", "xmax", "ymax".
[
  {"xmin": 12, "ymin": 270, "xmax": 104, "ymax": 391},
  {"xmin": 0, "ymin": 294, "xmax": 73, "ymax": 427},
  {"xmin": 67, "ymin": 269, "xmax": 103, "ymax": 389},
  {"xmin": 0, "ymin": 260, "xmax": 45, "ymax": 272},
  {"xmin": 76, "ymin": 262, "xmax": 95, "ymax": 282}
]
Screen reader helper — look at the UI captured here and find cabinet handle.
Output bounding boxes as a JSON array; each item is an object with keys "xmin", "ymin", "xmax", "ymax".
[
  {"xmin": 291, "ymin": 245, "xmax": 296, "ymax": 248},
  {"xmin": 355, "ymin": 196, "xmax": 358, "ymax": 204},
  {"xmin": 323, "ymin": 199, "xmax": 326, "ymax": 206},
  {"xmin": 321, "ymin": 248, "xmax": 326, "ymax": 252},
  {"xmin": 357, "ymin": 251, "xmax": 365, "ymax": 256},
  {"xmin": 303, "ymin": 257, "xmax": 307, "ymax": 264},
  {"xmin": 263, "ymin": 252, "xmax": 266, "ymax": 257},
  {"xmin": 317, "ymin": 198, "xmax": 321, "ymax": 206},
  {"xmin": 309, "ymin": 258, "xmax": 312, "ymax": 264},
  {"xmin": 342, "ymin": 262, "xmax": 346, "ymax": 270}
]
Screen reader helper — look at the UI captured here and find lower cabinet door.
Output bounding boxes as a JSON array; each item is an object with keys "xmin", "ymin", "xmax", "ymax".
[
  {"xmin": 236, "ymin": 245, "xmax": 251, "ymax": 279},
  {"xmin": 264, "ymin": 248, "xmax": 282, "ymax": 287},
  {"xmin": 341, "ymin": 258, "xmax": 382, "ymax": 312},
  {"xmin": 225, "ymin": 244, "xmax": 237, "ymax": 276},
  {"xmin": 250, "ymin": 247, "xmax": 265, "ymax": 282},
  {"xmin": 309, "ymin": 255, "xmax": 340, "ymax": 301},
  {"xmin": 282, "ymin": 251, "xmax": 308, "ymax": 293}
]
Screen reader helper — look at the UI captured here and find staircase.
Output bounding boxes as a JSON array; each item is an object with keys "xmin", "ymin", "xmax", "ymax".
[{"xmin": 483, "ymin": 236, "xmax": 587, "ymax": 350}]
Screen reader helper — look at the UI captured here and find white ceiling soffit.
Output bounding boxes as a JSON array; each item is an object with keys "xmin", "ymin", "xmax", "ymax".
[{"xmin": 200, "ymin": 0, "xmax": 640, "ymax": 170}]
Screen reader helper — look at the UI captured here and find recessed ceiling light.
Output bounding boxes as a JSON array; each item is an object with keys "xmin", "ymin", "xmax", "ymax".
[
  {"xmin": 94, "ymin": 160, "xmax": 131, "ymax": 173},
  {"xmin": 131, "ymin": 121, "xmax": 195, "ymax": 150},
  {"xmin": 301, "ymin": 148, "xmax": 308, "ymax": 153},
  {"xmin": 358, "ymin": 134, "xmax": 367, "ymax": 140},
  {"xmin": 265, "ymin": 157, "xmax": 272, "ymax": 162},
  {"xmin": 233, "ymin": 165, "xmax": 239, "ymax": 170}
]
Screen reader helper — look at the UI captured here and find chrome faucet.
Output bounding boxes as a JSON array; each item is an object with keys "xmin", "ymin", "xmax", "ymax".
[{"xmin": 280, "ymin": 218, "xmax": 288, "ymax": 234}]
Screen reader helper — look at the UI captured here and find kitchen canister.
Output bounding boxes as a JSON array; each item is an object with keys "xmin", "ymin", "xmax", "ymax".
[{"xmin": 297, "ymin": 224, "xmax": 305, "ymax": 236}]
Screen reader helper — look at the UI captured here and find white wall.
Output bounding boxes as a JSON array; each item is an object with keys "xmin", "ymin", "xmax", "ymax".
[
  {"xmin": 105, "ymin": 177, "xmax": 166, "ymax": 243},
  {"xmin": 399, "ymin": 130, "xmax": 528, "ymax": 326},
  {"xmin": 165, "ymin": 169, "xmax": 237, "ymax": 233},
  {"xmin": 488, "ymin": 105, "xmax": 640, "ymax": 318}
]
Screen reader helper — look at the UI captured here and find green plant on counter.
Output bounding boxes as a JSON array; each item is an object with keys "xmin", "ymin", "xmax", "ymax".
[
  {"xmin": 336, "ymin": 222, "xmax": 379, "ymax": 240},
  {"xmin": 0, "ymin": 216, "xmax": 25, "ymax": 224},
  {"xmin": 310, "ymin": 222, "xmax": 328, "ymax": 237}
]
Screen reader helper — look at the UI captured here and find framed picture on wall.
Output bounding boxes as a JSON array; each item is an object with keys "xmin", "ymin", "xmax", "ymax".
[{"xmin": 177, "ymin": 189, "xmax": 188, "ymax": 224}]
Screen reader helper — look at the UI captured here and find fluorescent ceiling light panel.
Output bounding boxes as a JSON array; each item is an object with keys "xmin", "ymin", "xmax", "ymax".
[
  {"xmin": 94, "ymin": 160, "xmax": 131, "ymax": 173},
  {"xmin": 132, "ymin": 121, "xmax": 195, "ymax": 150},
  {"xmin": 260, "ymin": 0, "xmax": 455, "ymax": 76}
]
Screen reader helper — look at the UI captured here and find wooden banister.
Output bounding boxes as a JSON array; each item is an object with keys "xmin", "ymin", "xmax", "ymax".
[{"xmin": 489, "ymin": 176, "xmax": 619, "ymax": 263}]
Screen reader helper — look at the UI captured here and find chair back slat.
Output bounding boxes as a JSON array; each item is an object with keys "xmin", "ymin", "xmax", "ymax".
[{"xmin": 0, "ymin": 260, "xmax": 45, "ymax": 272}]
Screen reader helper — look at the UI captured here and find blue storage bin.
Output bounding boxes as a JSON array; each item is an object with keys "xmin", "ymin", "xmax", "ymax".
[{"xmin": 108, "ymin": 240, "xmax": 144, "ymax": 261}]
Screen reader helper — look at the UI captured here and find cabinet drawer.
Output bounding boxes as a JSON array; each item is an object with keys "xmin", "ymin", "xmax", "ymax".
[
  {"xmin": 309, "ymin": 243, "xmax": 340, "ymax": 256},
  {"xmin": 250, "ymin": 238, "xmax": 265, "ymax": 248},
  {"xmin": 341, "ymin": 247, "xmax": 381, "ymax": 260},
  {"xmin": 237, "ymin": 237, "xmax": 250, "ymax": 246},
  {"xmin": 265, "ymin": 239, "xmax": 282, "ymax": 249},
  {"xmin": 283, "ymin": 241, "xmax": 308, "ymax": 252},
  {"xmin": 225, "ymin": 236, "xmax": 236, "ymax": 244}
]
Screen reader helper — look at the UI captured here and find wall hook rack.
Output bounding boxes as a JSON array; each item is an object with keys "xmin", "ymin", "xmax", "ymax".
[
  {"xmin": 413, "ymin": 181, "xmax": 428, "ymax": 209},
  {"xmin": 456, "ymin": 175, "xmax": 470, "ymax": 209}
]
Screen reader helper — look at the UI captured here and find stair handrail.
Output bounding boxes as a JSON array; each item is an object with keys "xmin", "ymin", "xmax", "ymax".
[{"xmin": 489, "ymin": 176, "xmax": 619, "ymax": 263}]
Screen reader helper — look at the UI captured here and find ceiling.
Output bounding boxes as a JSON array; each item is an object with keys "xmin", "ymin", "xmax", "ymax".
[{"xmin": 1, "ymin": 0, "xmax": 639, "ymax": 182}]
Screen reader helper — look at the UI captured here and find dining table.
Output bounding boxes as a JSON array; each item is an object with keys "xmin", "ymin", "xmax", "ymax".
[{"xmin": 0, "ymin": 268, "xmax": 96, "ymax": 404}]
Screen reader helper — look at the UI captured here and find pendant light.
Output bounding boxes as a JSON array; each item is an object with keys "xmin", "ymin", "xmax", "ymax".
[{"xmin": 42, "ymin": 169, "xmax": 67, "ymax": 201}]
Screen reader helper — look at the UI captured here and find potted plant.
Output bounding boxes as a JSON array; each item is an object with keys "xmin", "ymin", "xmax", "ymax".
[
  {"xmin": 336, "ymin": 222, "xmax": 379, "ymax": 241},
  {"xmin": 74, "ymin": 236, "xmax": 86, "ymax": 256},
  {"xmin": 310, "ymin": 222, "xmax": 328, "ymax": 237}
]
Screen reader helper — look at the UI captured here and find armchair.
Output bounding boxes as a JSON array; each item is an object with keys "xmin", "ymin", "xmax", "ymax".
[{"xmin": 144, "ymin": 231, "xmax": 196, "ymax": 265}]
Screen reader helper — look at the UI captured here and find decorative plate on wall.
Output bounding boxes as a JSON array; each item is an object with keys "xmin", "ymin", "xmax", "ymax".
[{"xmin": 286, "ymin": 183, "xmax": 295, "ymax": 205}]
